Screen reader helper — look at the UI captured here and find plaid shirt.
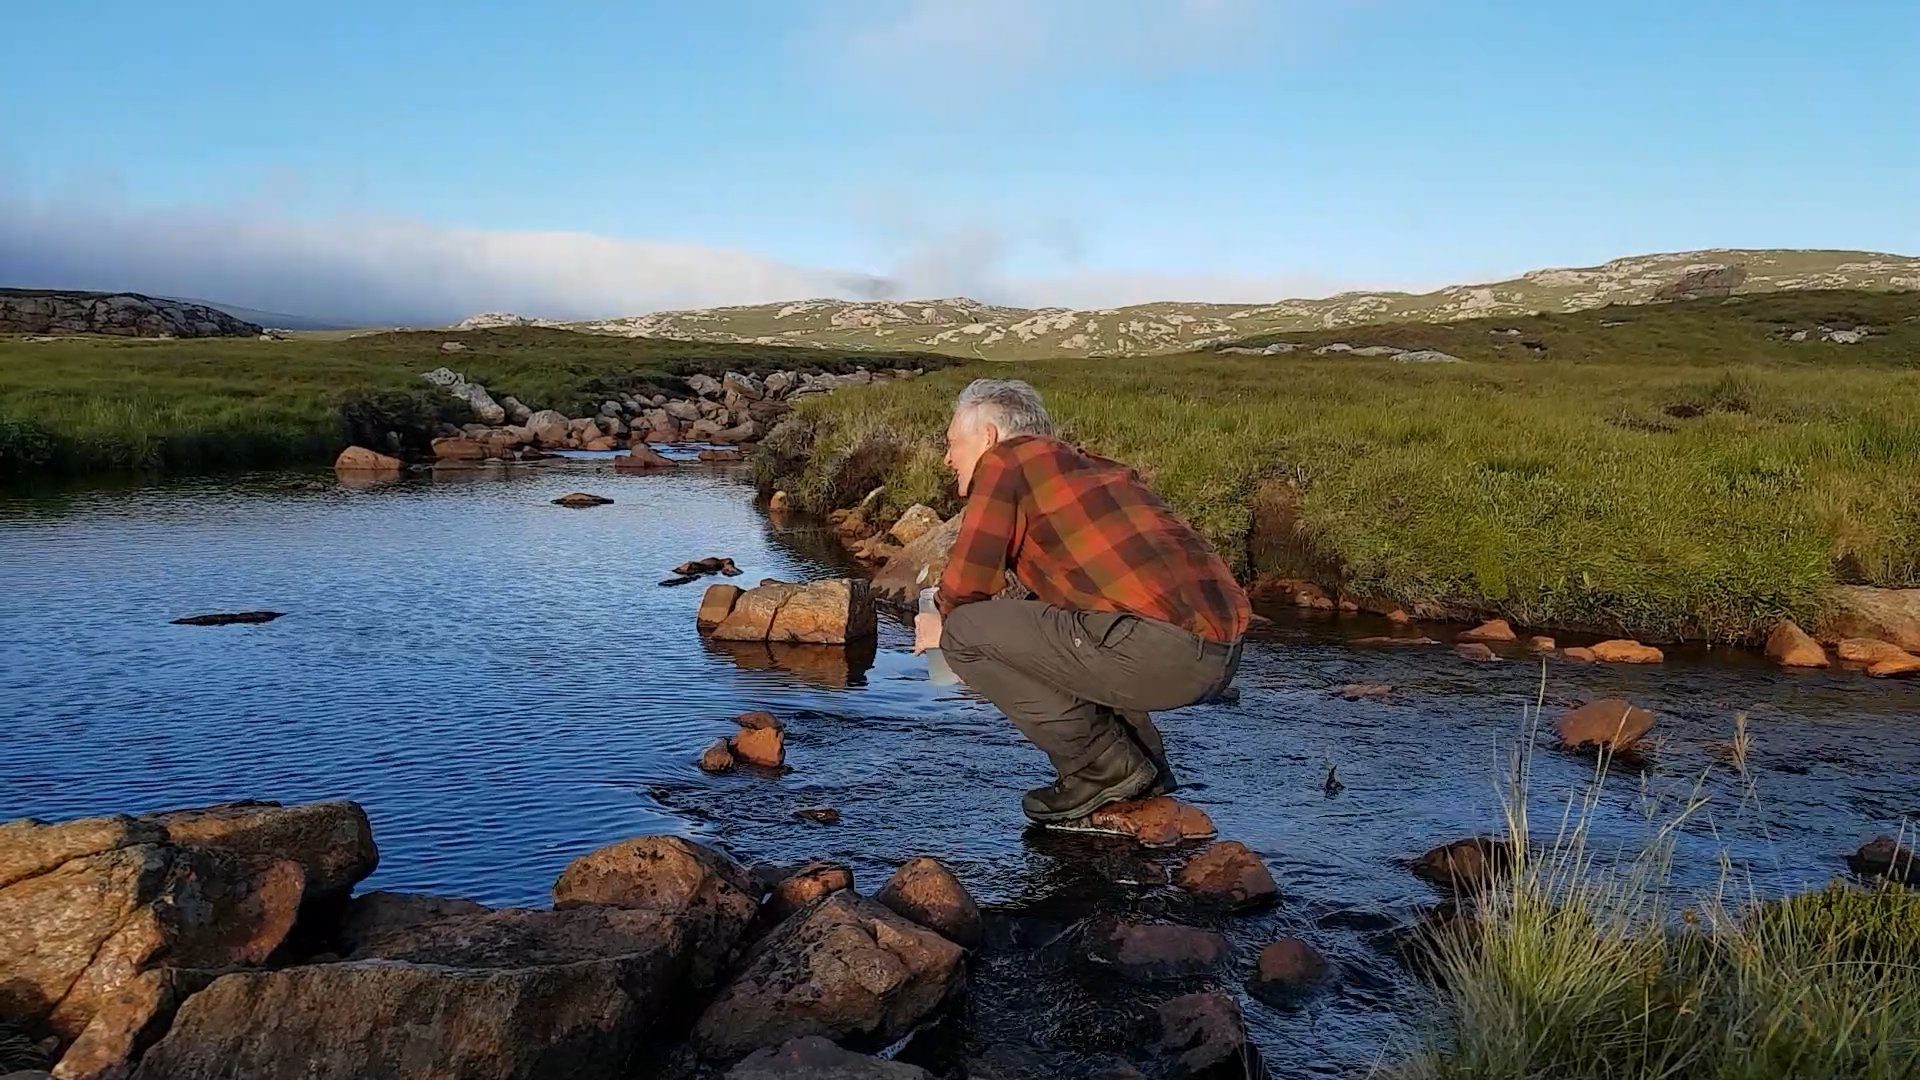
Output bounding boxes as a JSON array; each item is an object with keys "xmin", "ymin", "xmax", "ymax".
[{"xmin": 938, "ymin": 435, "xmax": 1251, "ymax": 644}]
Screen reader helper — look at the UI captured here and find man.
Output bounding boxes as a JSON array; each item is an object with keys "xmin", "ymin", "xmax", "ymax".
[{"xmin": 913, "ymin": 378, "xmax": 1250, "ymax": 823}]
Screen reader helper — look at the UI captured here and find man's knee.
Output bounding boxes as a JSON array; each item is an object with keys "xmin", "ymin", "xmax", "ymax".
[{"xmin": 941, "ymin": 600, "xmax": 990, "ymax": 658}]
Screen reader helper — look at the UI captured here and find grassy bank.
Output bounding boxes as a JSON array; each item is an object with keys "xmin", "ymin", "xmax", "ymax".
[
  {"xmin": 0, "ymin": 327, "xmax": 945, "ymax": 474},
  {"xmin": 756, "ymin": 289, "xmax": 1920, "ymax": 641}
]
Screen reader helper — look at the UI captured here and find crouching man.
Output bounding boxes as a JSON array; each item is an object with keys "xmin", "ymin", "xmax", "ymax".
[{"xmin": 914, "ymin": 379, "xmax": 1250, "ymax": 823}]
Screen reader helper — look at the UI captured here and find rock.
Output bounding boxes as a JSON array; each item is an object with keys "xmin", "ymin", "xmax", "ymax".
[
  {"xmin": 1251, "ymin": 938, "xmax": 1328, "ymax": 1001},
  {"xmin": 1396, "ymin": 349, "xmax": 1463, "ymax": 364},
  {"xmin": 1151, "ymin": 992, "xmax": 1266, "ymax": 1079},
  {"xmin": 1868, "ymin": 654, "xmax": 1920, "ymax": 677},
  {"xmin": 768, "ymin": 491, "xmax": 792, "ymax": 512},
  {"xmin": 722, "ymin": 371, "xmax": 766, "ymax": 400},
  {"xmin": 870, "ymin": 515, "xmax": 964, "ymax": 607},
  {"xmin": 735, "ymin": 710, "xmax": 781, "ymax": 730},
  {"xmin": 439, "ymin": 340, "xmax": 467, "ymax": 352},
  {"xmin": 1173, "ymin": 842, "xmax": 1277, "ymax": 910},
  {"xmin": 1847, "ymin": 836, "xmax": 1919, "ymax": 885},
  {"xmin": 768, "ymin": 579, "xmax": 878, "ymax": 644},
  {"xmin": 1080, "ymin": 797, "xmax": 1218, "ymax": 847},
  {"xmin": 140, "ymin": 800, "xmax": 376, "ymax": 904},
  {"xmin": 1351, "ymin": 636, "xmax": 1440, "ymax": 646},
  {"xmin": 582, "ymin": 435, "xmax": 620, "ymax": 452},
  {"xmin": 698, "ymin": 739, "xmax": 736, "ymax": 774},
  {"xmin": 664, "ymin": 399, "xmax": 703, "ymax": 423},
  {"xmin": 431, "ymin": 435, "xmax": 489, "ymax": 461},
  {"xmin": 1457, "ymin": 619, "xmax": 1516, "ymax": 643},
  {"xmin": 1092, "ymin": 920, "xmax": 1229, "ymax": 982},
  {"xmin": 1837, "ymin": 638, "xmax": 1913, "ymax": 665},
  {"xmin": 699, "ymin": 448, "xmax": 745, "ymax": 462},
  {"xmin": 0, "ymin": 291, "xmax": 262, "ymax": 338},
  {"xmin": 793, "ymin": 808, "xmax": 841, "ymax": 825},
  {"xmin": 1455, "ymin": 643, "xmax": 1498, "ymax": 663},
  {"xmin": 51, "ymin": 969, "xmax": 203, "ymax": 1080},
  {"xmin": 1822, "ymin": 586, "xmax": 1920, "ymax": 652},
  {"xmin": 526, "ymin": 410, "xmax": 571, "ymax": 447},
  {"xmin": 552, "ymin": 492, "xmax": 613, "ymax": 507},
  {"xmin": 616, "ymin": 444, "xmax": 674, "ymax": 471},
  {"xmin": 766, "ymin": 862, "xmax": 854, "ymax": 922},
  {"xmin": 692, "ymin": 893, "xmax": 965, "ymax": 1062},
  {"xmin": 551, "ymin": 836, "xmax": 758, "ymax": 989},
  {"xmin": 687, "ymin": 374, "xmax": 723, "ymax": 398},
  {"xmin": 169, "ymin": 611, "xmax": 283, "ymax": 626},
  {"xmin": 0, "ymin": 816, "xmax": 166, "ymax": 890},
  {"xmin": 1588, "ymin": 639, "xmax": 1663, "ymax": 664},
  {"xmin": 1412, "ymin": 837, "xmax": 1513, "ymax": 891},
  {"xmin": 1386, "ymin": 608, "xmax": 1411, "ymax": 624},
  {"xmin": 875, "ymin": 858, "xmax": 981, "ymax": 948},
  {"xmin": 1339, "ymin": 683, "xmax": 1392, "ymax": 700},
  {"xmin": 1528, "ymin": 635, "xmax": 1557, "ymax": 652},
  {"xmin": 1764, "ymin": 620, "xmax": 1828, "ymax": 668},
  {"xmin": 724, "ymin": 1036, "xmax": 929, "ymax": 1079},
  {"xmin": 333, "ymin": 446, "xmax": 403, "ymax": 473},
  {"xmin": 1562, "ymin": 646, "xmax": 1598, "ymax": 662},
  {"xmin": 1338, "ymin": 598, "xmax": 1360, "ymax": 613},
  {"xmin": 336, "ymin": 891, "xmax": 491, "ymax": 954},
  {"xmin": 1557, "ymin": 698, "xmax": 1655, "ymax": 751},
  {"xmin": 731, "ymin": 727, "xmax": 785, "ymax": 769},
  {"xmin": 712, "ymin": 582, "xmax": 803, "ymax": 641},
  {"xmin": 698, "ymin": 585, "xmax": 745, "ymax": 631},
  {"xmin": 135, "ymin": 905, "xmax": 687, "ymax": 1080},
  {"xmin": 887, "ymin": 505, "xmax": 944, "ymax": 547},
  {"xmin": 676, "ymin": 557, "xmax": 741, "ymax": 577}
]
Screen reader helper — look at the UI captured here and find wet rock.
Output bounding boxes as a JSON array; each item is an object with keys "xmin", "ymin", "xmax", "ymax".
[
  {"xmin": 1837, "ymin": 638, "xmax": 1914, "ymax": 665},
  {"xmin": 1588, "ymin": 639, "xmax": 1663, "ymax": 664},
  {"xmin": 766, "ymin": 861, "xmax": 854, "ymax": 923},
  {"xmin": 725, "ymin": 1035, "xmax": 929, "ymax": 1079},
  {"xmin": 1558, "ymin": 698, "xmax": 1655, "ymax": 751},
  {"xmin": 616, "ymin": 445, "xmax": 674, "ymax": 471},
  {"xmin": 1092, "ymin": 920, "xmax": 1230, "ymax": 981},
  {"xmin": 1764, "ymin": 620, "xmax": 1828, "ymax": 668},
  {"xmin": 729, "ymin": 712, "xmax": 787, "ymax": 769},
  {"xmin": 692, "ymin": 892, "xmax": 965, "ymax": 1062},
  {"xmin": 660, "ymin": 574, "xmax": 700, "ymax": 587},
  {"xmin": 711, "ymin": 582, "xmax": 803, "ymax": 641},
  {"xmin": 848, "ymin": 535, "xmax": 904, "ymax": 564},
  {"xmin": 735, "ymin": 710, "xmax": 781, "ymax": 730},
  {"xmin": 168, "ymin": 611, "xmax": 283, "ymax": 626},
  {"xmin": 698, "ymin": 739, "xmax": 736, "ymax": 774},
  {"xmin": 1081, "ymin": 797, "xmax": 1218, "ymax": 848},
  {"xmin": 1386, "ymin": 608, "xmax": 1411, "ymax": 624},
  {"xmin": 336, "ymin": 891, "xmax": 491, "ymax": 954},
  {"xmin": 333, "ymin": 446, "xmax": 403, "ymax": 473},
  {"xmin": 1562, "ymin": 646, "xmax": 1598, "ymax": 662},
  {"xmin": 141, "ymin": 800, "xmax": 377, "ymax": 905},
  {"xmin": 550, "ymin": 835, "xmax": 758, "ymax": 989},
  {"xmin": 1173, "ymin": 842, "xmax": 1277, "ymax": 910},
  {"xmin": 697, "ymin": 584, "xmax": 744, "ymax": 631},
  {"xmin": 1412, "ymin": 837, "xmax": 1513, "ymax": 892},
  {"xmin": 1847, "ymin": 835, "xmax": 1919, "ymax": 885},
  {"xmin": 699, "ymin": 449, "xmax": 745, "ymax": 463},
  {"xmin": 768, "ymin": 579, "xmax": 878, "ymax": 644},
  {"xmin": 1455, "ymin": 643, "xmax": 1498, "ymax": 663},
  {"xmin": 768, "ymin": 490, "xmax": 792, "ymax": 512},
  {"xmin": 1457, "ymin": 619, "xmax": 1516, "ymax": 643},
  {"xmin": 1528, "ymin": 635, "xmax": 1557, "ymax": 653},
  {"xmin": 552, "ymin": 492, "xmax": 613, "ymax": 507},
  {"xmin": 1867, "ymin": 653, "xmax": 1920, "ymax": 678},
  {"xmin": 876, "ymin": 857, "xmax": 982, "ymax": 949},
  {"xmin": 1251, "ymin": 938, "xmax": 1329, "ymax": 1002},
  {"xmin": 793, "ymin": 807, "xmax": 841, "ymax": 825},
  {"xmin": 674, "ymin": 556, "xmax": 741, "ymax": 577},
  {"xmin": 1340, "ymin": 683, "xmax": 1392, "ymax": 700},
  {"xmin": 430, "ymin": 436, "xmax": 487, "ymax": 461},
  {"xmin": 1151, "ymin": 992, "xmax": 1267, "ymax": 1079},
  {"xmin": 887, "ymin": 504, "xmax": 944, "ymax": 547}
]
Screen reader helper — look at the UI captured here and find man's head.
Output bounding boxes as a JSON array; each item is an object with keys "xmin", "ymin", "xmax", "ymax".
[{"xmin": 945, "ymin": 378, "xmax": 1054, "ymax": 495}]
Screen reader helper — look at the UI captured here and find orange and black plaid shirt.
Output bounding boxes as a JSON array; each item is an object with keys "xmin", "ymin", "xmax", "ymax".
[{"xmin": 937, "ymin": 435, "xmax": 1251, "ymax": 644}]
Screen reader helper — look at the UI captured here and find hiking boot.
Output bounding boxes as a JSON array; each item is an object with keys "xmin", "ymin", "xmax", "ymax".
[
  {"xmin": 1022, "ymin": 739, "xmax": 1157, "ymax": 823},
  {"xmin": 1143, "ymin": 761, "xmax": 1180, "ymax": 798}
]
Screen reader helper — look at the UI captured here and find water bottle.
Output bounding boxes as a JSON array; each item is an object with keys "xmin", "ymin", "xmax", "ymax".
[{"xmin": 919, "ymin": 586, "xmax": 959, "ymax": 686}]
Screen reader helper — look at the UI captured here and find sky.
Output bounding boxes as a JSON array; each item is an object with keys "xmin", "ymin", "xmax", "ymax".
[{"xmin": 1, "ymin": 0, "xmax": 1916, "ymax": 323}]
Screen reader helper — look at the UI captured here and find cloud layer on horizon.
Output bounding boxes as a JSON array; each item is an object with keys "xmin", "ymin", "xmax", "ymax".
[{"xmin": 0, "ymin": 195, "xmax": 1351, "ymax": 324}]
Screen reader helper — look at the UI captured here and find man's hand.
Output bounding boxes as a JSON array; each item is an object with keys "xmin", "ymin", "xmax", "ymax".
[{"xmin": 913, "ymin": 611, "xmax": 944, "ymax": 655}]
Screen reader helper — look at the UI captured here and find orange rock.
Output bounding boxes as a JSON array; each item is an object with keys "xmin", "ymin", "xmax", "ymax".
[
  {"xmin": 616, "ymin": 445, "xmax": 674, "ymax": 471},
  {"xmin": 711, "ymin": 582, "xmax": 802, "ymax": 641},
  {"xmin": 1174, "ymin": 841, "xmax": 1277, "ymax": 909},
  {"xmin": 1558, "ymin": 698, "xmax": 1655, "ymax": 751},
  {"xmin": 766, "ymin": 861, "xmax": 853, "ymax": 921},
  {"xmin": 1386, "ymin": 609, "xmax": 1411, "ymax": 624},
  {"xmin": 333, "ymin": 446, "xmax": 403, "ymax": 472},
  {"xmin": 551, "ymin": 492, "xmax": 613, "ymax": 507},
  {"xmin": 1309, "ymin": 596, "xmax": 1336, "ymax": 611},
  {"xmin": 1083, "ymin": 797, "xmax": 1217, "ymax": 848},
  {"xmin": 1867, "ymin": 653, "xmax": 1920, "ymax": 678},
  {"xmin": 1528, "ymin": 635, "xmax": 1557, "ymax": 653},
  {"xmin": 768, "ymin": 490, "xmax": 792, "ymax": 512},
  {"xmin": 1252, "ymin": 938, "xmax": 1329, "ymax": 998},
  {"xmin": 735, "ymin": 710, "xmax": 782, "ymax": 731},
  {"xmin": 697, "ymin": 739, "xmax": 735, "ymax": 774},
  {"xmin": 887, "ymin": 504, "xmax": 944, "ymax": 547},
  {"xmin": 1456, "ymin": 643, "xmax": 1498, "ymax": 663},
  {"xmin": 430, "ymin": 436, "xmax": 487, "ymax": 461},
  {"xmin": 876, "ymin": 857, "xmax": 982, "ymax": 948},
  {"xmin": 1562, "ymin": 646, "xmax": 1597, "ymax": 662},
  {"xmin": 697, "ymin": 584, "xmax": 743, "ymax": 632},
  {"xmin": 1412, "ymin": 836, "xmax": 1513, "ymax": 891},
  {"xmin": 1457, "ymin": 619, "xmax": 1517, "ymax": 643},
  {"xmin": 730, "ymin": 726, "xmax": 785, "ymax": 769},
  {"xmin": 1589, "ymin": 639, "xmax": 1663, "ymax": 664},
  {"xmin": 582, "ymin": 435, "xmax": 619, "ymax": 452},
  {"xmin": 1838, "ymin": 638, "xmax": 1912, "ymax": 665},
  {"xmin": 1340, "ymin": 683, "xmax": 1392, "ymax": 700},
  {"xmin": 766, "ymin": 579, "xmax": 877, "ymax": 644},
  {"xmin": 1764, "ymin": 620, "xmax": 1829, "ymax": 669},
  {"xmin": 1338, "ymin": 599, "xmax": 1360, "ymax": 613}
]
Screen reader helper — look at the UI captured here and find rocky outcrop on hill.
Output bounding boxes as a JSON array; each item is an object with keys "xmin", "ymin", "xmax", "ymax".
[{"xmin": 0, "ymin": 291, "xmax": 263, "ymax": 338}]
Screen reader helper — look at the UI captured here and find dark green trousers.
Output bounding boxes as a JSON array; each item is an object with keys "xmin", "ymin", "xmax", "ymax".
[{"xmin": 940, "ymin": 599, "xmax": 1241, "ymax": 778}]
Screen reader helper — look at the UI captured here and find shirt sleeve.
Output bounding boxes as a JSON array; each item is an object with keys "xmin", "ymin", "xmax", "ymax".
[{"xmin": 937, "ymin": 447, "xmax": 1020, "ymax": 614}]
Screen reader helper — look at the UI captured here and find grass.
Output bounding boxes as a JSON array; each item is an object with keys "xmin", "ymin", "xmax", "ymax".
[
  {"xmin": 1399, "ymin": 694, "xmax": 1920, "ymax": 1080},
  {"xmin": 757, "ymin": 289, "xmax": 1920, "ymax": 641},
  {"xmin": 0, "ymin": 327, "xmax": 946, "ymax": 474}
]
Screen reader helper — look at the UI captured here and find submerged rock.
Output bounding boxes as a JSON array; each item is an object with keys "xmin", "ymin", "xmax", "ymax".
[
  {"xmin": 1091, "ymin": 920, "xmax": 1230, "ymax": 982},
  {"xmin": 1339, "ymin": 683, "xmax": 1392, "ymax": 700},
  {"xmin": 169, "ymin": 611, "xmax": 283, "ymax": 626},
  {"xmin": 552, "ymin": 492, "xmax": 613, "ymax": 507},
  {"xmin": 1528, "ymin": 635, "xmax": 1557, "ymax": 653},
  {"xmin": 1173, "ymin": 841, "xmax": 1278, "ymax": 910},
  {"xmin": 1411, "ymin": 836, "xmax": 1514, "ymax": 892},
  {"xmin": 1764, "ymin": 620, "xmax": 1829, "ymax": 668},
  {"xmin": 1251, "ymin": 938, "xmax": 1329, "ymax": 1002},
  {"xmin": 729, "ymin": 712, "xmax": 786, "ymax": 769},
  {"xmin": 875, "ymin": 857, "xmax": 982, "ymax": 948},
  {"xmin": 692, "ymin": 893, "xmax": 965, "ymax": 1062},
  {"xmin": 1151, "ymin": 991, "xmax": 1268, "ymax": 1079},
  {"xmin": 698, "ymin": 739, "xmax": 736, "ymax": 774},
  {"xmin": 1558, "ymin": 698, "xmax": 1655, "ymax": 752},
  {"xmin": 725, "ymin": 1036, "xmax": 930, "ymax": 1079},
  {"xmin": 1848, "ymin": 835, "xmax": 1919, "ymax": 885},
  {"xmin": 1454, "ymin": 643, "xmax": 1498, "ymax": 663},
  {"xmin": 793, "ymin": 807, "xmax": 841, "ymax": 825}
]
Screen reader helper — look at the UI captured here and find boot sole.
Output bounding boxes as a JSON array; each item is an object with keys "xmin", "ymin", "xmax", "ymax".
[{"xmin": 1022, "ymin": 762, "xmax": 1157, "ymax": 824}]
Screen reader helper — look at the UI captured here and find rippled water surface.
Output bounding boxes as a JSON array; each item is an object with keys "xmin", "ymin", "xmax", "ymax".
[{"xmin": 5, "ymin": 460, "xmax": 1916, "ymax": 1076}]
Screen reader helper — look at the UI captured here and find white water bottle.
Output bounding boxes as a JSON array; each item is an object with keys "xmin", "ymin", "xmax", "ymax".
[{"xmin": 919, "ymin": 586, "xmax": 959, "ymax": 686}]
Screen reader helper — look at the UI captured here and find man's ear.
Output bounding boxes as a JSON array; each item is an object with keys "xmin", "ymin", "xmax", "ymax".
[{"xmin": 981, "ymin": 423, "xmax": 1001, "ymax": 448}]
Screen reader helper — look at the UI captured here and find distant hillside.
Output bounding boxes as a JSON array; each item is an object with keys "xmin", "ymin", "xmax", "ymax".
[
  {"xmin": 175, "ymin": 298, "xmax": 367, "ymax": 332},
  {"xmin": 0, "ymin": 289, "xmax": 263, "ymax": 338},
  {"xmin": 457, "ymin": 249, "xmax": 1920, "ymax": 359}
]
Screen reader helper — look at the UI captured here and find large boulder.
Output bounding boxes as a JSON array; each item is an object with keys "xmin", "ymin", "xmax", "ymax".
[
  {"xmin": 1173, "ymin": 841, "xmax": 1278, "ymax": 910},
  {"xmin": 687, "ymin": 374, "xmax": 723, "ymax": 399},
  {"xmin": 333, "ymin": 446, "xmax": 403, "ymax": 473},
  {"xmin": 1764, "ymin": 620, "xmax": 1828, "ymax": 668},
  {"xmin": 526, "ymin": 410, "xmax": 571, "ymax": 447},
  {"xmin": 1151, "ymin": 992, "xmax": 1268, "ymax": 1079},
  {"xmin": 691, "ymin": 893, "xmax": 964, "ymax": 1062},
  {"xmin": 725, "ymin": 1036, "xmax": 929, "ymax": 1079},
  {"xmin": 50, "ymin": 969, "xmax": 208, "ymax": 1080},
  {"xmin": 697, "ymin": 584, "xmax": 745, "ymax": 631},
  {"xmin": 887, "ymin": 505, "xmax": 944, "ymax": 547},
  {"xmin": 768, "ymin": 579, "xmax": 877, "ymax": 644},
  {"xmin": 874, "ymin": 858, "xmax": 981, "ymax": 948},
  {"xmin": 335, "ymin": 891, "xmax": 489, "ymax": 954},
  {"xmin": 722, "ymin": 371, "xmax": 765, "ymax": 401},
  {"xmin": 551, "ymin": 836, "xmax": 758, "ymax": 989},
  {"xmin": 711, "ymin": 582, "xmax": 803, "ymax": 641},
  {"xmin": 140, "ymin": 800, "xmax": 376, "ymax": 905},
  {"xmin": 1822, "ymin": 587, "xmax": 1920, "ymax": 652}
]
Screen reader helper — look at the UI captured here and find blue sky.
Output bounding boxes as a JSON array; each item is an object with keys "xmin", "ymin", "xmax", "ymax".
[{"xmin": 2, "ymin": 1, "xmax": 1915, "ymax": 321}]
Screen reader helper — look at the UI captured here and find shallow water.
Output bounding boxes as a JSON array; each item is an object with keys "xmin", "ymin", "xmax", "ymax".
[{"xmin": 4, "ymin": 460, "xmax": 1915, "ymax": 1076}]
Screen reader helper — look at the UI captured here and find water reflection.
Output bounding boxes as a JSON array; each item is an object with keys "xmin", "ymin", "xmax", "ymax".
[{"xmin": 701, "ymin": 638, "xmax": 878, "ymax": 689}]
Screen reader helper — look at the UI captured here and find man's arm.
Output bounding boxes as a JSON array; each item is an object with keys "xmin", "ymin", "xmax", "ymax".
[{"xmin": 936, "ymin": 447, "xmax": 1020, "ymax": 614}]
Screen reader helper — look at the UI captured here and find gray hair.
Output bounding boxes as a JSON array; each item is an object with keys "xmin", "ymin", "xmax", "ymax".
[{"xmin": 953, "ymin": 378, "xmax": 1054, "ymax": 438}]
